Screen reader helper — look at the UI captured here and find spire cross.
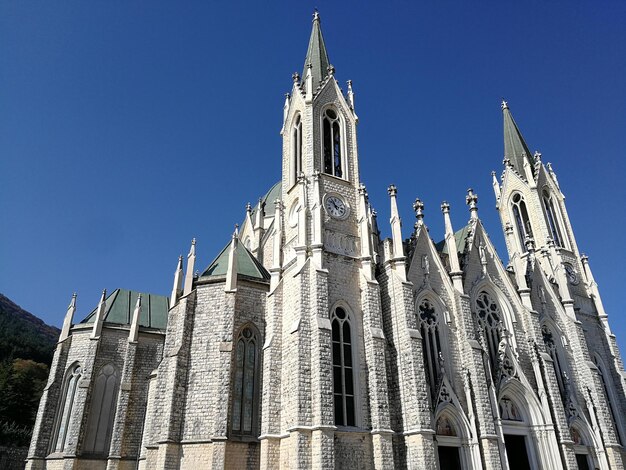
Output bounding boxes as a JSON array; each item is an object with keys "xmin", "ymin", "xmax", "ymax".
[
  {"xmin": 387, "ymin": 184, "xmax": 397, "ymax": 197},
  {"xmin": 466, "ymin": 188, "xmax": 478, "ymax": 219},
  {"xmin": 413, "ymin": 198, "xmax": 424, "ymax": 225},
  {"xmin": 501, "ymin": 100, "xmax": 508, "ymax": 110}
]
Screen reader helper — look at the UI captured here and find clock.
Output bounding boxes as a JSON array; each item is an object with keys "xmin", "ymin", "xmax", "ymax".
[
  {"xmin": 324, "ymin": 194, "xmax": 349, "ymax": 219},
  {"xmin": 564, "ymin": 263, "xmax": 579, "ymax": 285}
]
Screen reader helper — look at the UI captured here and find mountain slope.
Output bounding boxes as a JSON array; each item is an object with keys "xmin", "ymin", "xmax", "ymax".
[{"xmin": 0, "ymin": 294, "xmax": 60, "ymax": 365}]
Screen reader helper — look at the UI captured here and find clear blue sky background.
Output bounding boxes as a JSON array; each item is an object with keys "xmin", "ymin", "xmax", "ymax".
[{"xmin": 1, "ymin": 2, "xmax": 625, "ymax": 351}]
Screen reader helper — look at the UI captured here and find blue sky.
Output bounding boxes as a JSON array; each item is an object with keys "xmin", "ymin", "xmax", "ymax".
[{"xmin": 1, "ymin": 1, "xmax": 625, "ymax": 351}]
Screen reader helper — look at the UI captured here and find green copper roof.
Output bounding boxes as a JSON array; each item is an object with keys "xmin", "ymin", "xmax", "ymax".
[
  {"xmin": 503, "ymin": 103, "xmax": 534, "ymax": 179},
  {"xmin": 302, "ymin": 12, "xmax": 330, "ymax": 94},
  {"xmin": 80, "ymin": 289, "xmax": 169, "ymax": 330},
  {"xmin": 435, "ymin": 225, "xmax": 471, "ymax": 255},
  {"xmin": 251, "ymin": 181, "xmax": 281, "ymax": 220},
  {"xmin": 201, "ymin": 239, "xmax": 270, "ymax": 281}
]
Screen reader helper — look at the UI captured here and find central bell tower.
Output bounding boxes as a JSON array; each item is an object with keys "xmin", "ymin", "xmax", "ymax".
[{"xmin": 260, "ymin": 12, "xmax": 393, "ymax": 470}]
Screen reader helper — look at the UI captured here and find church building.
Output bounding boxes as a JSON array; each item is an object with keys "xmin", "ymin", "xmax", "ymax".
[{"xmin": 26, "ymin": 12, "xmax": 626, "ymax": 470}]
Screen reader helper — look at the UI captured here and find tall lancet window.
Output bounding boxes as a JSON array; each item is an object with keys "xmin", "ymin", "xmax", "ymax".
[
  {"xmin": 511, "ymin": 193, "xmax": 533, "ymax": 251},
  {"xmin": 231, "ymin": 325, "xmax": 260, "ymax": 436},
  {"xmin": 332, "ymin": 306, "xmax": 356, "ymax": 426},
  {"xmin": 593, "ymin": 356, "xmax": 623, "ymax": 445},
  {"xmin": 84, "ymin": 363, "xmax": 120, "ymax": 455},
  {"xmin": 418, "ymin": 298, "xmax": 443, "ymax": 398},
  {"xmin": 542, "ymin": 326, "xmax": 566, "ymax": 399},
  {"xmin": 291, "ymin": 115, "xmax": 303, "ymax": 185},
  {"xmin": 475, "ymin": 292, "xmax": 503, "ymax": 376},
  {"xmin": 52, "ymin": 364, "xmax": 82, "ymax": 453},
  {"xmin": 542, "ymin": 190, "xmax": 565, "ymax": 248},
  {"xmin": 323, "ymin": 108, "xmax": 343, "ymax": 178}
]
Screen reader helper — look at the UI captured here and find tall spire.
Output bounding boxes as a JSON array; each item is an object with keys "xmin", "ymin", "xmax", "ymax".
[
  {"xmin": 502, "ymin": 100, "xmax": 534, "ymax": 180},
  {"xmin": 302, "ymin": 10, "xmax": 331, "ymax": 94}
]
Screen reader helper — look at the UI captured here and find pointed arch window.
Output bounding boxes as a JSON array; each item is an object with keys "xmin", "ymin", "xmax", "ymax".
[
  {"xmin": 323, "ymin": 108, "xmax": 343, "ymax": 178},
  {"xmin": 291, "ymin": 115, "xmax": 303, "ymax": 185},
  {"xmin": 475, "ymin": 292, "xmax": 503, "ymax": 376},
  {"xmin": 231, "ymin": 325, "xmax": 260, "ymax": 436},
  {"xmin": 593, "ymin": 356, "xmax": 623, "ymax": 445},
  {"xmin": 84, "ymin": 363, "xmax": 120, "ymax": 455},
  {"xmin": 511, "ymin": 193, "xmax": 532, "ymax": 251},
  {"xmin": 52, "ymin": 364, "xmax": 82, "ymax": 453},
  {"xmin": 542, "ymin": 190, "xmax": 565, "ymax": 248},
  {"xmin": 541, "ymin": 325, "xmax": 566, "ymax": 399},
  {"xmin": 332, "ymin": 306, "xmax": 356, "ymax": 426},
  {"xmin": 417, "ymin": 298, "xmax": 443, "ymax": 398}
]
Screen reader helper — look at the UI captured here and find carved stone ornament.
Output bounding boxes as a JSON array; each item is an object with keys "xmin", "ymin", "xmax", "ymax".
[{"xmin": 324, "ymin": 230, "xmax": 360, "ymax": 258}]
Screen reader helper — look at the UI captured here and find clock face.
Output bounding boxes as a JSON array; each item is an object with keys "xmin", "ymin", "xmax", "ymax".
[
  {"xmin": 324, "ymin": 195, "xmax": 348, "ymax": 219},
  {"xmin": 564, "ymin": 263, "xmax": 579, "ymax": 285}
]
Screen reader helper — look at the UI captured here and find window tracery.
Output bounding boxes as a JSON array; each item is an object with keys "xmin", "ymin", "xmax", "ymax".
[
  {"xmin": 541, "ymin": 325, "xmax": 566, "ymax": 398},
  {"xmin": 84, "ymin": 363, "xmax": 119, "ymax": 455},
  {"xmin": 232, "ymin": 325, "xmax": 260, "ymax": 436},
  {"xmin": 475, "ymin": 291, "xmax": 503, "ymax": 376},
  {"xmin": 291, "ymin": 115, "xmax": 303, "ymax": 184},
  {"xmin": 511, "ymin": 193, "xmax": 532, "ymax": 251},
  {"xmin": 322, "ymin": 108, "xmax": 343, "ymax": 178},
  {"xmin": 417, "ymin": 298, "xmax": 443, "ymax": 398},
  {"xmin": 332, "ymin": 306, "xmax": 355, "ymax": 426},
  {"xmin": 542, "ymin": 190, "xmax": 565, "ymax": 248},
  {"xmin": 52, "ymin": 364, "xmax": 82, "ymax": 453}
]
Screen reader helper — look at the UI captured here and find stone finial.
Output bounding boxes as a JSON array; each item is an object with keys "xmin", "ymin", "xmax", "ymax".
[
  {"xmin": 525, "ymin": 236, "xmax": 535, "ymax": 253},
  {"xmin": 581, "ymin": 253, "xmax": 589, "ymax": 264},
  {"xmin": 501, "ymin": 100, "xmax": 508, "ymax": 110},
  {"xmin": 246, "ymin": 202, "xmax": 252, "ymax": 214},
  {"xmin": 441, "ymin": 201, "xmax": 450, "ymax": 214},
  {"xmin": 534, "ymin": 151, "xmax": 542, "ymax": 162},
  {"xmin": 466, "ymin": 188, "xmax": 478, "ymax": 219},
  {"xmin": 327, "ymin": 64, "xmax": 335, "ymax": 76},
  {"xmin": 358, "ymin": 183, "xmax": 367, "ymax": 196},
  {"xmin": 313, "ymin": 9, "xmax": 320, "ymax": 22},
  {"xmin": 59, "ymin": 292, "xmax": 77, "ymax": 342},
  {"xmin": 387, "ymin": 184, "xmax": 397, "ymax": 197},
  {"xmin": 413, "ymin": 198, "xmax": 424, "ymax": 226},
  {"xmin": 292, "ymin": 72, "xmax": 300, "ymax": 83},
  {"xmin": 297, "ymin": 171, "xmax": 306, "ymax": 184}
]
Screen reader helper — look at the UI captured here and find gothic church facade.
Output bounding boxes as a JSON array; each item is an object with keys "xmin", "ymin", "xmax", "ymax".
[{"xmin": 27, "ymin": 13, "xmax": 626, "ymax": 470}]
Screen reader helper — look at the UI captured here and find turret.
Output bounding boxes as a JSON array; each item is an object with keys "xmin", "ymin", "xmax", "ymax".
[{"xmin": 170, "ymin": 255, "xmax": 183, "ymax": 306}]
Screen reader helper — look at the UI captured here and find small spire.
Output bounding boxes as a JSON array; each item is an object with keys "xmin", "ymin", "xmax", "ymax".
[
  {"xmin": 170, "ymin": 255, "xmax": 184, "ymax": 306},
  {"xmin": 59, "ymin": 293, "xmax": 77, "ymax": 342},
  {"xmin": 225, "ymin": 226, "xmax": 239, "ymax": 292},
  {"xmin": 388, "ymin": 185, "xmax": 406, "ymax": 280},
  {"xmin": 129, "ymin": 294, "xmax": 142, "ymax": 343},
  {"xmin": 466, "ymin": 188, "xmax": 479, "ymax": 220},
  {"xmin": 183, "ymin": 238, "xmax": 196, "ymax": 296},
  {"xmin": 441, "ymin": 203, "xmax": 463, "ymax": 292},
  {"xmin": 91, "ymin": 289, "xmax": 107, "ymax": 339},
  {"xmin": 347, "ymin": 80, "xmax": 355, "ymax": 109},
  {"xmin": 492, "ymin": 171, "xmax": 501, "ymax": 200}
]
